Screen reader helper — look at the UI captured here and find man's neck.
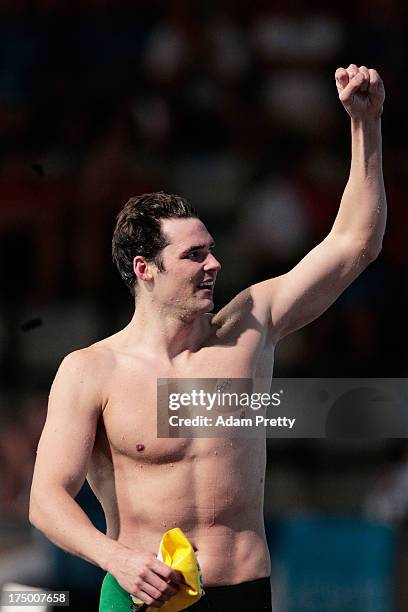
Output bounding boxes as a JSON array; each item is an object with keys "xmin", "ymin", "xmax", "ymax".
[{"xmin": 122, "ymin": 301, "xmax": 210, "ymax": 360}]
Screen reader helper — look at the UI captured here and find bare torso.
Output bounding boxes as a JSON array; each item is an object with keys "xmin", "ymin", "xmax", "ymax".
[{"xmin": 87, "ymin": 304, "xmax": 275, "ymax": 586}]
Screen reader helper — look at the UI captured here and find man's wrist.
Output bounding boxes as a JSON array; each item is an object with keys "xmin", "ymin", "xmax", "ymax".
[
  {"xmin": 350, "ymin": 115, "xmax": 382, "ymax": 129},
  {"xmin": 98, "ymin": 538, "xmax": 129, "ymax": 574}
]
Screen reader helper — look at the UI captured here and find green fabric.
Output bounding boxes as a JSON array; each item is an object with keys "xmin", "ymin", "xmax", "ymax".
[{"xmin": 99, "ymin": 573, "xmax": 139, "ymax": 612}]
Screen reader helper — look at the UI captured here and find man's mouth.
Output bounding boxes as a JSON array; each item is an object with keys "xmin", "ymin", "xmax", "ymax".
[{"xmin": 197, "ymin": 280, "xmax": 215, "ymax": 291}]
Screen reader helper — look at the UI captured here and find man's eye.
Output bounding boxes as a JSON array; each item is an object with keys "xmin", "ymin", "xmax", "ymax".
[{"xmin": 187, "ymin": 251, "xmax": 199, "ymax": 259}]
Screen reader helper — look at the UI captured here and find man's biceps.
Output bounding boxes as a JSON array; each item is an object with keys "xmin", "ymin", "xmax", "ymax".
[
  {"xmin": 39, "ymin": 430, "xmax": 96, "ymax": 470},
  {"xmin": 270, "ymin": 281, "xmax": 321, "ymax": 333},
  {"xmin": 36, "ymin": 425, "xmax": 95, "ymax": 481},
  {"xmin": 38, "ymin": 421, "xmax": 95, "ymax": 455},
  {"xmin": 251, "ymin": 278, "xmax": 280, "ymax": 312},
  {"xmin": 269, "ymin": 278, "xmax": 297, "ymax": 319},
  {"xmin": 47, "ymin": 385, "xmax": 100, "ymax": 419}
]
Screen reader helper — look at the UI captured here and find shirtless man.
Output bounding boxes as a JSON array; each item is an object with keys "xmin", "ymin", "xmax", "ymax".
[{"xmin": 29, "ymin": 64, "xmax": 386, "ymax": 611}]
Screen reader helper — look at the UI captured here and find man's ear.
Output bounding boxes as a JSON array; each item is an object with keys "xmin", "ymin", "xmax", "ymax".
[{"xmin": 133, "ymin": 256, "xmax": 154, "ymax": 282}]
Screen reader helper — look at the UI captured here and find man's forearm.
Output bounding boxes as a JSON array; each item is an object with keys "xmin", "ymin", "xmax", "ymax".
[
  {"xmin": 30, "ymin": 487, "xmax": 182, "ymax": 605},
  {"xmin": 29, "ymin": 487, "xmax": 125, "ymax": 573},
  {"xmin": 331, "ymin": 118, "xmax": 387, "ymax": 256}
]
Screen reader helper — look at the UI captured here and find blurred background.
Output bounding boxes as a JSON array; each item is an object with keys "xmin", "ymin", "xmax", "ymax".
[{"xmin": 0, "ymin": 1, "xmax": 407, "ymax": 610}]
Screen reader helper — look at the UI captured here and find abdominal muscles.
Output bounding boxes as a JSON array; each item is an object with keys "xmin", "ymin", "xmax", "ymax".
[{"xmin": 103, "ymin": 438, "xmax": 269, "ymax": 584}]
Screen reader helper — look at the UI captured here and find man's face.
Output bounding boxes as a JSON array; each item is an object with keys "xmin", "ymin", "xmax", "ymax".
[{"xmin": 152, "ymin": 217, "xmax": 221, "ymax": 316}]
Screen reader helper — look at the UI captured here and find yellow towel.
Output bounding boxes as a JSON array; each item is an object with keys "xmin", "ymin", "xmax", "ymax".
[{"xmin": 131, "ymin": 528, "xmax": 204, "ymax": 612}]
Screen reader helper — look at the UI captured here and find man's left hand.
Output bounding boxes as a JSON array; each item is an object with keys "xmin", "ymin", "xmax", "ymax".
[{"xmin": 335, "ymin": 64, "xmax": 385, "ymax": 121}]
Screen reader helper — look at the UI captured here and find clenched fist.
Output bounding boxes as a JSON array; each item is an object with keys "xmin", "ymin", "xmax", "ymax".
[{"xmin": 335, "ymin": 64, "xmax": 385, "ymax": 120}]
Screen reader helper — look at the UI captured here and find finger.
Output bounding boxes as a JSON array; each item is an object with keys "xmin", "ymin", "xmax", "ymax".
[
  {"xmin": 141, "ymin": 580, "xmax": 169, "ymax": 604},
  {"xmin": 135, "ymin": 590, "xmax": 163, "ymax": 608},
  {"xmin": 347, "ymin": 63, "xmax": 358, "ymax": 79},
  {"xmin": 145, "ymin": 570, "xmax": 179, "ymax": 598},
  {"xmin": 359, "ymin": 65, "xmax": 370, "ymax": 91},
  {"xmin": 335, "ymin": 67, "xmax": 349, "ymax": 90},
  {"xmin": 368, "ymin": 68, "xmax": 384, "ymax": 94},
  {"xmin": 338, "ymin": 71, "xmax": 364, "ymax": 103},
  {"xmin": 151, "ymin": 560, "xmax": 182, "ymax": 585}
]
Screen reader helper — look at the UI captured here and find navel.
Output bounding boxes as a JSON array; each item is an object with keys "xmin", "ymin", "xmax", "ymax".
[{"xmin": 136, "ymin": 443, "xmax": 145, "ymax": 452}]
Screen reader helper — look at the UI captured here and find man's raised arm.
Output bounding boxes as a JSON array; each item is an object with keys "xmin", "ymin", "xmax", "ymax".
[{"xmin": 252, "ymin": 64, "xmax": 386, "ymax": 340}]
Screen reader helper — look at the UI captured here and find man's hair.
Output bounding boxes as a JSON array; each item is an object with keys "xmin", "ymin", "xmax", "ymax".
[{"xmin": 112, "ymin": 191, "xmax": 198, "ymax": 296}]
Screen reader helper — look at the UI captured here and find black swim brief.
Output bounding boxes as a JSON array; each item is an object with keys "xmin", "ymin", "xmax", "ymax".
[{"xmin": 182, "ymin": 576, "xmax": 272, "ymax": 611}]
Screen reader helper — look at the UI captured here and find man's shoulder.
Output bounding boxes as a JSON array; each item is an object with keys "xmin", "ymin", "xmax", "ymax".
[
  {"xmin": 48, "ymin": 343, "xmax": 119, "ymax": 414},
  {"xmin": 211, "ymin": 288, "xmax": 250, "ymax": 333},
  {"xmin": 211, "ymin": 284, "xmax": 274, "ymax": 335},
  {"xmin": 59, "ymin": 337, "xmax": 118, "ymax": 378}
]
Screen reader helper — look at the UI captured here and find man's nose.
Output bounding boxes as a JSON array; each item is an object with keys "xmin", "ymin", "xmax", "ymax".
[{"xmin": 204, "ymin": 253, "xmax": 221, "ymax": 271}]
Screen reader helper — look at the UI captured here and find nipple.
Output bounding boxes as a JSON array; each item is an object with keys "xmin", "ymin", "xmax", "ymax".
[{"xmin": 136, "ymin": 443, "xmax": 145, "ymax": 452}]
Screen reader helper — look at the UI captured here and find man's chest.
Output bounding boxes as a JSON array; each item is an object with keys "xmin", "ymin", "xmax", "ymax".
[
  {"xmin": 102, "ymin": 354, "xmax": 245, "ymax": 457},
  {"xmin": 101, "ymin": 339, "xmax": 273, "ymax": 464}
]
